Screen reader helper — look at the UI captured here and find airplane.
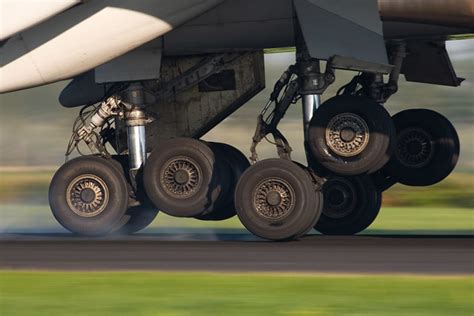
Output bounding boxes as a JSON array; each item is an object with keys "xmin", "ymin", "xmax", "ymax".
[{"xmin": 1, "ymin": 0, "xmax": 472, "ymax": 240}]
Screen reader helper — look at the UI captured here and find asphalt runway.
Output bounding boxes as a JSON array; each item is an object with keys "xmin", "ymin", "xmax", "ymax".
[{"xmin": 1, "ymin": 233, "xmax": 472, "ymax": 274}]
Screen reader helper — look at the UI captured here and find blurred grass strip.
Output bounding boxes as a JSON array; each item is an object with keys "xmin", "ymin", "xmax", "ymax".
[
  {"xmin": 0, "ymin": 271, "xmax": 472, "ymax": 316},
  {"xmin": 1, "ymin": 170, "xmax": 472, "ymax": 208},
  {"xmin": 384, "ymin": 174, "xmax": 474, "ymax": 209},
  {"xmin": 0, "ymin": 171, "xmax": 53, "ymax": 205},
  {"xmin": 1, "ymin": 204, "xmax": 472, "ymax": 234}
]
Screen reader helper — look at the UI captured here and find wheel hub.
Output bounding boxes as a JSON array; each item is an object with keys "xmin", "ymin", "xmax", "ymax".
[
  {"xmin": 66, "ymin": 174, "xmax": 109, "ymax": 217},
  {"xmin": 266, "ymin": 191, "xmax": 282, "ymax": 206},
  {"xmin": 326, "ymin": 113, "xmax": 370, "ymax": 157},
  {"xmin": 174, "ymin": 169, "xmax": 190, "ymax": 185},
  {"xmin": 161, "ymin": 157, "xmax": 202, "ymax": 199},
  {"xmin": 80, "ymin": 188, "xmax": 96, "ymax": 204},
  {"xmin": 254, "ymin": 178, "xmax": 295, "ymax": 219},
  {"xmin": 323, "ymin": 178, "xmax": 357, "ymax": 219},
  {"xmin": 396, "ymin": 128, "xmax": 434, "ymax": 168},
  {"xmin": 340, "ymin": 128, "xmax": 356, "ymax": 142}
]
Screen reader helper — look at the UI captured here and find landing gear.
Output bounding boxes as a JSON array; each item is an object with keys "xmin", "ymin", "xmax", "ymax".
[
  {"xmin": 49, "ymin": 35, "xmax": 460, "ymax": 241},
  {"xmin": 386, "ymin": 109, "xmax": 460, "ymax": 186},
  {"xmin": 314, "ymin": 176, "xmax": 381, "ymax": 235},
  {"xmin": 308, "ymin": 95, "xmax": 395, "ymax": 176},
  {"xmin": 143, "ymin": 138, "xmax": 231, "ymax": 218},
  {"xmin": 49, "ymin": 156, "xmax": 128, "ymax": 236},
  {"xmin": 235, "ymin": 159, "xmax": 323, "ymax": 241}
]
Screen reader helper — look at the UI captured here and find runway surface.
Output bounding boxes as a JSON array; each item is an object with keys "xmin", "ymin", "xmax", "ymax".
[{"xmin": 1, "ymin": 232, "xmax": 472, "ymax": 274}]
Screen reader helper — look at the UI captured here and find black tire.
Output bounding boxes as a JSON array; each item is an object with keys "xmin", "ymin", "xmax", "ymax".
[
  {"xmin": 108, "ymin": 156, "xmax": 159, "ymax": 235},
  {"xmin": 49, "ymin": 156, "xmax": 128, "ymax": 236},
  {"xmin": 315, "ymin": 175, "xmax": 381, "ymax": 235},
  {"xmin": 235, "ymin": 159, "xmax": 322, "ymax": 241},
  {"xmin": 196, "ymin": 143, "xmax": 250, "ymax": 221},
  {"xmin": 386, "ymin": 109, "xmax": 460, "ymax": 186},
  {"xmin": 143, "ymin": 138, "xmax": 230, "ymax": 217},
  {"xmin": 308, "ymin": 95, "xmax": 395, "ymax": 176}
]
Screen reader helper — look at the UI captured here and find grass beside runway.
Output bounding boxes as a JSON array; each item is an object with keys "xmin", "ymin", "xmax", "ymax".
[{"xmin": 0, "ymin": 271, "xmax": 472, "ymax": 316}]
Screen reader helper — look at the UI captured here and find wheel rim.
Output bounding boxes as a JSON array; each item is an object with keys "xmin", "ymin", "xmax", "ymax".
[
  {"xmin": 323, "ymin": 178, "xmax": 357, "ymax": 219},
  {"xmin": 253, "ymin": 178, "xmax": 295, "ymax": 220},
  {"xmin": 66, "ymin": 174, "xmax": 109, "ymax": 217},
  {"xmin": 326, "ymin": 113, "xmax": 370, "ymax": 157},
  {"xmin": 161, "ymin": 157, "xmax": 203, "ymax": 199},
  {"xmin": 396, "ymin": 128, "xmax": 435, "ymax": 168}
]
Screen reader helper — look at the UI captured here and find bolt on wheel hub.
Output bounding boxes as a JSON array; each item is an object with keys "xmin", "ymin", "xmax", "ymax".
[
  {"xmin": 66, "ymin": 174, "xmax": 109, "ymax": 217},
  {"xmin": 396, "ymin": 128, "xmax": 434, "ymax": 168},
  {"xmin": 161, "ymin": 157, "xmax": 202, "ymax": 199},
  {"xmin": 253, "ymin": 178, "xmax": 295, "ymax": 219},
  {"xmin": 326, "ymin": 113, "xmax": 370, "ymax": 157}
]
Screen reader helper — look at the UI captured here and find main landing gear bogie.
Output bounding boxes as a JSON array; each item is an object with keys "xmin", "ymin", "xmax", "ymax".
[{"xmin": 50, "ymin": 38, "xmax": 461, "ymax": 241}]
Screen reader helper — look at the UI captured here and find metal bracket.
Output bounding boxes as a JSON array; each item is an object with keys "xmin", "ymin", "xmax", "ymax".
[{"xmin": 346, "ymin": 41, "xmax": 407, "ymax": 103}]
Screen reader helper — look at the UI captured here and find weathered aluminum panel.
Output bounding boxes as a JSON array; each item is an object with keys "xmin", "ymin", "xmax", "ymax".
[{"xmin": 115, "ymin": 51, "xmax": 266, "ymax": 152}]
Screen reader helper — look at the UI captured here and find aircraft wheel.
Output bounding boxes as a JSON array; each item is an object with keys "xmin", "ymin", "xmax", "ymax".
[
  {"xmin": 235, "ymin": 159, "xmax": 322, "ymax": 241},
  {"xmin": 386, "ymin": 109, "xmax": 460, "ymax": 186},
  {"xmin": 315, "ymin": 175, "xmax": 381, "ymax": 235},
  {"xmin": 108, "ymin": 156, "xmax": 159, "ymax": 235},
  {"xmin": 308, "ymin": 95, "xmax": 395, "ymax": 176},
  {"xmin": 196, "ymin": 143, "xmax": 250, "ymax": 221},
  {"xmin": 144, "ymin": 138, "xmax": 230, "ymax": 217},
  {"xmin": 49, "ymin": 156, "xmax": 128, "ymax": 236}
]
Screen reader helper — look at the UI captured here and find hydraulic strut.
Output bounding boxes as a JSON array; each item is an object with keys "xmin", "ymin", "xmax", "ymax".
[
  {"xmin": 123, "ymin": 84, "xmax": 150, "ymax": 171},
  {"xmin": 250, "ymin": 65, "xmax": 299, "ymax": 163},
  {"xmin": 68, "ymin": 96, "xmax": 122, "ymax": 159},
  {"xmin": 249, "ymin": 47, "xmax": 335, "ymax": 164},
  {"xmin": 67, "ymin": 83, "xmax": 153, "ymax": 179}
]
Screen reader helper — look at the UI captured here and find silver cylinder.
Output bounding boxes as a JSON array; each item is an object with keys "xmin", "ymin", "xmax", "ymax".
[
  {"xmin": 127, "ymin": 125, "xmax": 147, "ymax": 170},
  {"xmin": 302, "ymin": 94, "xmax": 321, "ymax": 140}
]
